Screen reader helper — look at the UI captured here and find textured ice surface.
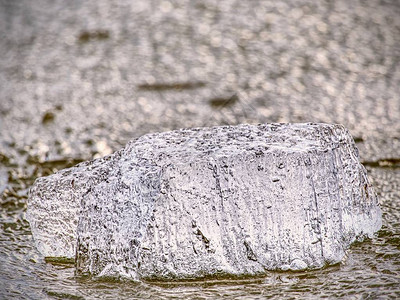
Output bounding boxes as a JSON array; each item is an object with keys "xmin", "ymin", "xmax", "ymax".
[{"xmin": 27, "ymin": 123, "xmax": 382, "ymax": 280}]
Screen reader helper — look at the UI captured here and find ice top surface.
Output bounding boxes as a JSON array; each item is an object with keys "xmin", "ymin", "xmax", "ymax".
[{"xmin": 124, "ymin": 123, "xmax": 350, "ymax": 162}]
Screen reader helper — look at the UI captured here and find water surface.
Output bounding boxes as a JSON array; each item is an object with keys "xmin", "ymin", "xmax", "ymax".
[{"xmin": 1, "ymin": 0, "xmax": 399, "ymax": 298}]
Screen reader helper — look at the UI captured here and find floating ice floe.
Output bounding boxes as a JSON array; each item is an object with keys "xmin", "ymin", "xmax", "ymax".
[{"xmin": 27, "ymin": 123, "xmax": 382, "ymax": 280}]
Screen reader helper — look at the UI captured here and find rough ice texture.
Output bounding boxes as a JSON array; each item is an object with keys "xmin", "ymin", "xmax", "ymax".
[{"xmin": 27, "ymin": 123, "xmax": 382, "ymax": 280}]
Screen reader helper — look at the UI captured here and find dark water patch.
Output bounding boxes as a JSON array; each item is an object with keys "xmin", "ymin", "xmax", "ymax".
[
  {"xmin": 300, "ymin": 56, "xmax": 312, "ymax": 73},
  {"xmin": 143, "ymin": 271, "xmax": 269, "ymax": 285},
  {"xmin": 84, "ymin": 139, "xmax": 95, "ymax": 146},
  {"xmin": 269, "ymin": 70, "xmax": 288, "ymax": 79},
  {"xmin": 41, "ymin": 111, "xmax": 55, "ymax": 125},
  {"xmin": 78, "ymin": 30, "xmax": 110, "ymax": 43},
  {"xmin": 137, "ymin": 81, "xmax": 206, "ymax": 91},
  {"xmin": 40, "ymin": 105, "xmax": 62, "ymax": 125},
  {"xmin": 362, "ymin": 158, "xmax": 400, "ymax": 168},
  {"xmin": 26, "ymin": 157, "xmax": 85, "ymax": 170},
  {"xmin": 377, "ymin": 227, "xmax": 397, "ymax": 239},
  {"xmin": 1, "ymin": 195, "xmax": 26, "ymax": 210},
  {"xmin": 45, "ymin": 257, "xmax": 75, "ymax": 267},
  {"xmin": 209, "ymin": 94, "xmax": 238, "ymax": 108},
  {"xmin": 26, "ymin": 158, "xmax": 85, "ymax": 179},
  {"xmin": 45, "ymin": 290, "xmax": 85, "ymax": 300},
  {"xmin": 146, "ymin": 276, "xmax": 266, "ymax": 288},
  {"xmin": 143, "ymin": 264, "xmax": 341, "ymax": 288},
  {"xmin": 0, "ymin": 153, "xmax": 11, "ymax": 165},
  {"xmin": 353, "ymin": 136, "xmax": 364, "ymax": 143},
  {"xmin": 2, "ymin": 217, "xmax": 29, "ymax": 234}
]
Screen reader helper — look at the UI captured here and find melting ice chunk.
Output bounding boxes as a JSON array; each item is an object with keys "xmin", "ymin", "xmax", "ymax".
[{"xmin": 27, "ymin": 123, "xmax": 382, "ymax": 280}]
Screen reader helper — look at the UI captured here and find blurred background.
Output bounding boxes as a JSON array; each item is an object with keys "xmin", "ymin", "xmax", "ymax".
[{"xmin": 0, "ymin": 0, "xmax": 399, "ymax": 299}]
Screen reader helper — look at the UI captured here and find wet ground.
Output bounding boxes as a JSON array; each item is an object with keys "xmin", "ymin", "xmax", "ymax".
[{"xmin": 0, "ymin": 0, "xmax": 399, "ymax": 298}]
